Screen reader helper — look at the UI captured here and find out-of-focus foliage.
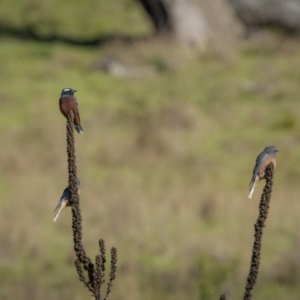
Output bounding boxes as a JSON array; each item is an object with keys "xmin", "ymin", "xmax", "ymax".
[{"xmin": 0, "ymin": 0, "xmax": 151, "ymax": 38}]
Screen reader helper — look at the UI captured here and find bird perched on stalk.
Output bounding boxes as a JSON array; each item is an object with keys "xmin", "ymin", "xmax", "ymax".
[
  {"xmin": 248, "ymin": 146, "xmax": 278, "ymax": 199},
  {"xmin": 59, "ymin": 88, "xmax": 84, "ymax": 134},
  {"xmin": 53, "ymin": 178, "xmax": 81, "ymax": 222}
]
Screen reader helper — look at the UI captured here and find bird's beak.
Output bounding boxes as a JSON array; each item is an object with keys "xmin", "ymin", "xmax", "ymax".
[{"xmin": 73, "ymin": 90, "xmax": 77, "ymax": 93}]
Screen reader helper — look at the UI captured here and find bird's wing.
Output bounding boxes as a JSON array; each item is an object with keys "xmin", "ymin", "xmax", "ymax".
[
  {"xmin": 53, "ymin": 187, "xmax": 70, "ymax": 213},
  {"xmin": 73, "ymin": 97, "xmax": 81, "ymax": 123},
  {"xmin": 253, "ymin": 152, "xmax": 269, "ymax": 175},
  {"xmin": 249, "ymin": 152, "xmax": 269, "ymax": 187}
]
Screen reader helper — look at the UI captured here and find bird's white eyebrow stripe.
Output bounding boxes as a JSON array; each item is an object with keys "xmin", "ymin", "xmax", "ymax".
[{"xmin": 63, "ymin": 88, "xmax": 71, "ymax": 92}]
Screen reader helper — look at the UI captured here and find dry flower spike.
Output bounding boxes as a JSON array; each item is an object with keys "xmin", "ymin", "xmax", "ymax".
[{"xmin": 66, "ymin": 111, "xmax": 118, "ymax": 300}]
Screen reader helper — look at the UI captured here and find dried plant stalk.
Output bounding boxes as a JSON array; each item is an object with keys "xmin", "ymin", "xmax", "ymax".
[
  {"xmin": 219, "ymin": 294, "xmax": 227, "ymax": 300},
  {"xmin": 243, "ymin": 163, "xmax": 275, "ymax": 300},
  {"xmin": 66, "ymin": 111, "xmax": 117, "ymax": 300}
]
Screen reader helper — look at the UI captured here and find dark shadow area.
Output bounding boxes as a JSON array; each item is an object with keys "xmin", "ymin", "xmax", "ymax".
[
  {"xmin": 0, "ymin": 22, "xmax": 151, "ymax": 46},
  {"xmin": 137, "ymin": 0, "xmax": 171, "ymax": 34}
]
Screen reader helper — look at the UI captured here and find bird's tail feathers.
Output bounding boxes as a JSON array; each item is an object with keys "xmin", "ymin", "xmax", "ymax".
[
  {"xmin": 53, "ymin": 200, "xmax": 68, "ymax": 222},
  {"xmin": 75, "ymin": 124, "xmax": 84, "ymax": 134},
  {"xmin": 248, "ymin": 179, "xmax": 257, "ymax": 199}
]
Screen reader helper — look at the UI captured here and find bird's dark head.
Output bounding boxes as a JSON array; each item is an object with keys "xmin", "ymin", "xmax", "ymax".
[
  {"xmin": 61, "ymin": 88, "xmax": 77, "ymax": 96},
  {"xmin": 263, "ymin": 146, "xmax": 279, "ymax": 155}
]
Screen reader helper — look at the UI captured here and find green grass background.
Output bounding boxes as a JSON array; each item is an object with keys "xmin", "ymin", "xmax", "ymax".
[{"xmin": 1, "ymin": 2, "xmax": 300, "ymax": 300}]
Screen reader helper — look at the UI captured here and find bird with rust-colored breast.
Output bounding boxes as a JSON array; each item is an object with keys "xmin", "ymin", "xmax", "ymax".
[
  {"xmin": 53, "ymin": 178, "xmax": 81, "ymax": 222},
  {"xmin": 59, "ymin": 88, "xmax": 84, "ymax": 134},
  {"xmin": 248, "ymin": 146, "xmax": 278, "ymax": 199}
]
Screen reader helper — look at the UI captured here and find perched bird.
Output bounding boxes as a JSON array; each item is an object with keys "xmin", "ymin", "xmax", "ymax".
[
  {"xmin": 248, "ymin": 146, "xmax": 278, "ymax": 199},
  {"xmin": 53, "ymin": 178, "xmax": 81, "ymax": 222},
  {"xmin": 59, "ymin": 88, "xmax": 84, "ymax": 134}
]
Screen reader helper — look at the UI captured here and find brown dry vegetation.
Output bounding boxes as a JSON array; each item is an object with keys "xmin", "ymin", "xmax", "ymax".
[{"xmin": 0, "ymin": 35, "xmax": 300, "ymax": 300}]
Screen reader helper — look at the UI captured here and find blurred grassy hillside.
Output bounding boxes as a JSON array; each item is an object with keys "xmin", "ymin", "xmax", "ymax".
[{"xmin": 1, "ymin": 4, "xmax": 300, "ymax": 300}]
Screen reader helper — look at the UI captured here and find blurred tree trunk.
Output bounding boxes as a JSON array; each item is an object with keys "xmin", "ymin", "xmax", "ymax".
[
  {"xmin": 137, "ymin": 0, "xmax": 243, "ymax": 50},
  {"xmin": 228, "ymin": 0, "xmax": 300, "ymax": 33}
]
